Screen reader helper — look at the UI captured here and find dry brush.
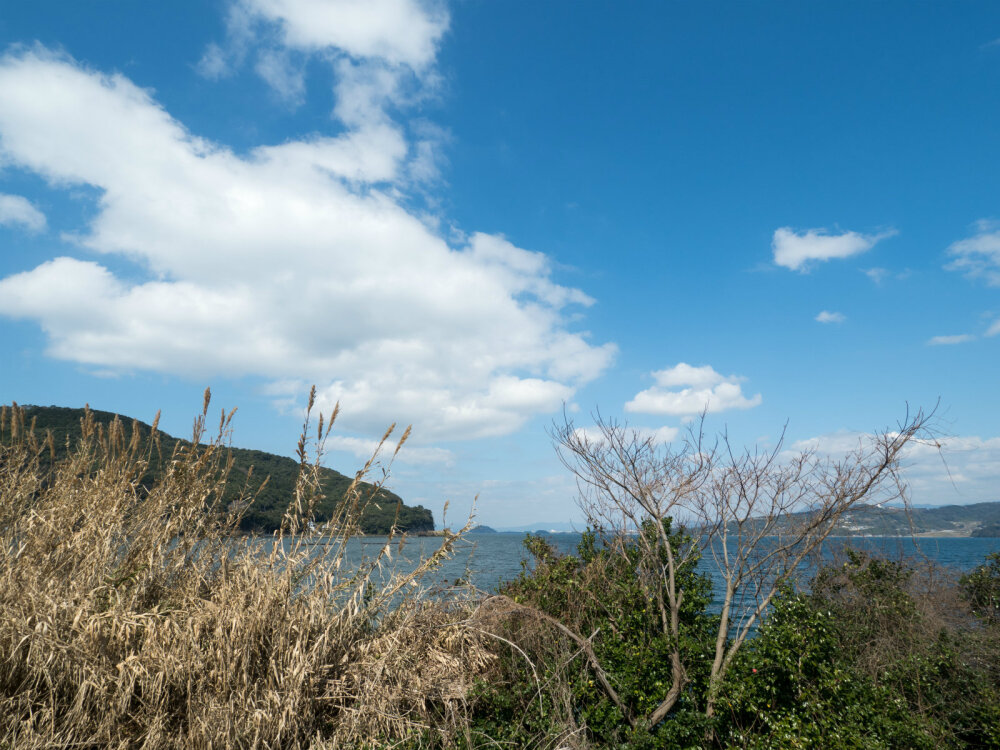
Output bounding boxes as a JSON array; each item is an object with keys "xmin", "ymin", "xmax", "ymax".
[{"xmin": 0, "ymin": 391, "xmax": 493, "ymax": 749}]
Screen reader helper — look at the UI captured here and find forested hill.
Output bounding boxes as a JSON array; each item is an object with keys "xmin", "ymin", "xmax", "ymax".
[{"xmin": 9, "ymin": 405, "xmax": 434, "ymax": 534}]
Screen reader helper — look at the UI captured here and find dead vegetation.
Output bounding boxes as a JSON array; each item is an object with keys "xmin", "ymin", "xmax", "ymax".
[{"xmin": 0, "ymin": 390, "xmax": 492, "ymax": 749}]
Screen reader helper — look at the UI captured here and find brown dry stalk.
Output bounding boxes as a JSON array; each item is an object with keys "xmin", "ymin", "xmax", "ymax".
[{"xmin": 0, "ymin": 399, "xmax": 489, "ymax": 749}]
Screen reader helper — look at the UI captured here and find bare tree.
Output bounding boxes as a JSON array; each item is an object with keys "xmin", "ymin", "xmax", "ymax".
[{"xmin": 551, "ymin": 407, "xmax": 933, "ymax": 726}]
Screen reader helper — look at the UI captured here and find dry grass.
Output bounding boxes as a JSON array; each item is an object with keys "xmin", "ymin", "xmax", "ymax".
[{"xmin": 0, "ymin": 391, "xmax": 493, "ymax": 749}]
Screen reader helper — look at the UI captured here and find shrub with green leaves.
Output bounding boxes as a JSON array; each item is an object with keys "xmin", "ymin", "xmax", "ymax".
[
  {"xmin": 717, "ymin": 550, "xmax": 1000, "ymax": 749},
  {"xmin": 962, "ymin": 551, "xmax": 1000, "ymax": 625},
  {"xmin": 470, "ymin": 521, "xmax": 717, "ymax": 749}
]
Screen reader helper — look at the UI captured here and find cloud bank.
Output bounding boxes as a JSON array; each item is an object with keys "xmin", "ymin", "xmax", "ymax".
[{"xmin": 0, "ymin": 30, "xmax": 613, "ymax": 442}]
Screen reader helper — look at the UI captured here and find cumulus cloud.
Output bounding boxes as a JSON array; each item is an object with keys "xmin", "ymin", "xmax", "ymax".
[
  {"xmin": 0, "ymin": 48, "xmax": 614, "ymax": 442},
  {"xmin": 926, "ymin": 334, "xmax": 975, "ymax": 346},
  {"xmin": 789, "ymin": 431, "xmax": 1000, "ymax": 506},
  {"xmin": 625, "ymin": 363, "xmax": 762, "ymax": 416},
  {"xmin": 815, "ymin": 310, "xmax": 845, "ymax": 324},
  {"xmin": 772, "ymin": 227, "xmax": 896, "ymax": 271},
  {"xmin": 0, "ymin": 193, "xmax": 46, "ymax": 232},
  {"xmin": 946, "ymin": 220, "xmax": 1000, "ymax": 286}
]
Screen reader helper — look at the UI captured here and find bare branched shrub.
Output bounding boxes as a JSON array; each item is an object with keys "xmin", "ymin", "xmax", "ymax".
[
  {"xmin": 0, "ymin": 391, "xmax": 486, "ymax": 749},
  {"xmin": 551, "ymin": 407, "xmax": 934, "ymax": 723}
]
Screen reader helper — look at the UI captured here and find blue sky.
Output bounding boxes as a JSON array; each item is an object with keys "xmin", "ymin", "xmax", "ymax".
[{"xmin": 0, "ymin": 1, "xmax": 998, "ymax": 528}]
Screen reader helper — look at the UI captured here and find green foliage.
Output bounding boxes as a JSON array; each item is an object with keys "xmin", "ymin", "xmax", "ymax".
[
  {"xmin": 717, "ymin": 550, "xmax": 1000, "ymax": 749},
  {"xmin": 471, "ymin": 521, "xmax": 717, "ymax": 749},
  {"xmin": 962, "ymin": 551, "xmax": 1000, "ymax": 623},
  {"xmin": 471, "ymin": 534, "xmax": 1000, "ymax": 749},
  {"xmin": 11, "ymin": 405, "xmax": 433, "ymax": 534},
  {"xmin": 718, "ymin": 587, "xmax": 933, "ymax": 749}
]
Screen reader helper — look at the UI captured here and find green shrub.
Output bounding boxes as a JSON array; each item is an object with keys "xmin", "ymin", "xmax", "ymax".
[
  {"xmin": 470, "ymin": 521, "xmax": 717, "ymax": 749},
  {"xmin": 718, "ymin": 586, "xmax": 934, "ymax": 749},
  {"xmin": 962, "ymin": 551, "xmax": 1000, "ymax": 624},
  {"xmin": 717, "ymin": 550, "xmax": 1000, "ymax": 749}
]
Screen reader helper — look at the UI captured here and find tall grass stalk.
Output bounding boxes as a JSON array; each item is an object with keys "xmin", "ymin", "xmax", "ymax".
[{"xmin": 0, "ymin": 391, "xmax": 489, "ymax": 749}]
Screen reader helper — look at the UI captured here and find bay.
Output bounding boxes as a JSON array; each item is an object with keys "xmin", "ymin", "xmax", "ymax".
[{"xmin": 315, "ymin": 533, "xmax": 1000, "ymax": 603}]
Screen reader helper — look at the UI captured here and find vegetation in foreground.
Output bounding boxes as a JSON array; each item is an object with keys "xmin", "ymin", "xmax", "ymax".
[
  {"xmin": 468, "ymin": 534, "xmax": 1000, "ymax": 749},
  {"xmin": 0, "ymin": 395, "xmax": 484, "ymax": 748},
  {"xmin": 2, "ymin": 397, "xmax": 998, "ymax": 748}
]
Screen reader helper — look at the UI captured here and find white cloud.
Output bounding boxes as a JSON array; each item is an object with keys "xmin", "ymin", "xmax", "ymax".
[
  {"xmin": 0, "ymin": 48, "xmax": 614, "ymax": 442},
  {"xmin": 987, "ymin": 318, "xmax": 1000, "ymax": 337},
  {"xmin": 625, "ymin": 363, "xmax": 762, "ymax": 416},
  {"xmin": 772, "ymin": 227, "xmax": 896, "ymax": 271},
  {"xmin": 239, "ymin": 0, "xmax": 448, "ymax": 69},
  {"xmin": 789, "ymin": 431, "xmax": 1000, "ymax": 506},
  {"xmin": 200, "ymin": 0, "xmax": 451, "ymax": 192},
  {"xmin": 946, "ymin": 220, "xmax": 1000, "ymax": 286},
  {"xmin": 202, "ymin": 0, "xmax": 447, "ymax": 124},
  {"xmin": 645, "ymin": 362, "xmax": 723, "ymax": 389},
  {"xmin": 815, "ymin": 310, "xmax": 845, "ymax": 324},
  {"xmin": 0, "ymin": 192, "xmax": 46, "ymax": 232},
  {"xmin": 572, "ymin": 424, "xmax": 679, "ymax": 447},
  {"xmin": 926, "ymin": 334, "xmax": 975, "ymax": 346}
]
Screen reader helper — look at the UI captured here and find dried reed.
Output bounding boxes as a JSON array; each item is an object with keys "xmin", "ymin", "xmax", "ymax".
[{"xmin": 0, "ymin": 392, "xmax": 491, "ymax": 749}]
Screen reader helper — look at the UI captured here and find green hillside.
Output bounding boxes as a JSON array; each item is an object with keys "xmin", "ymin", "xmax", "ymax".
[{"xmin": 12, "ymin": 405, "xmax": 434, "ymax": 534}]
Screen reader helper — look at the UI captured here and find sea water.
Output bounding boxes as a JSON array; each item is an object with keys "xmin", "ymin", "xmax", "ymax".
[{"xmin": 294, "ymin": 533, "xmax": 1000, "ymax": 602}]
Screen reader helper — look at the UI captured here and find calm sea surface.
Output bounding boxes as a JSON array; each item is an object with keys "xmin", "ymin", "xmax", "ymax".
[{"xmin": 304, "ymin": 533, "xmax": 1000, "ymax": 603}]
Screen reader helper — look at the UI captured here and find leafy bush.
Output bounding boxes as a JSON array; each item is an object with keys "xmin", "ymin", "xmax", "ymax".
[
  {"xmin": 718, "ymin": 587, "xmax": 934, "ymax": 748},
  {"xmin": 717, "ymin": 550, "xmax": 1000, "ymax": 749},
  {"xmin": 469, "ymin": 521, "xmax": 717, "ymax": 749},
  {"xmin": 962, "ymin": 551, "xmax": 1000, "ymax": 624}
]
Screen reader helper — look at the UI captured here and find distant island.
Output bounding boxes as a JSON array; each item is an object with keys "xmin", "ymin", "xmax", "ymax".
[
  {"xmin": 830, "ymin": 501, "xmax": 1000, "ymax": 538},
  {"xmin": 725, "ymin": 500, "xmax": 1000, "ymax": 539},
  {"xmin": 10, "ymin": 405, "xmax": 434, "ymax": 535},
  {"xmin": 483, "ymin": 503, "xmax": 1000, "ymax": 538}
]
